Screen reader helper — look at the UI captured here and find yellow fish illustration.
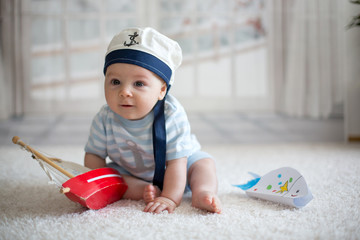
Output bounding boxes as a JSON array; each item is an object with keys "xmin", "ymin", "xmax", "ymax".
[{"xmin": 277, "ymin": 181, "xmax": 288, "ymax": 193}]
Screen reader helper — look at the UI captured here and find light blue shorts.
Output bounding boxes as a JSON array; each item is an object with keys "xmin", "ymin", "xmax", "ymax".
[{"xmin": 107, "ymin": 150, "xmax": 214, "ymax": 188}]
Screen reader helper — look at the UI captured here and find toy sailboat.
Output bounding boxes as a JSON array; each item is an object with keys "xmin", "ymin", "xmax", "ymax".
[
  {"xmin": 234, "ymin": 167, "xmax": 313, "ymax": 208},
  {"xmin": 12, "ymin": 136, "xmax": 128, "ymax": 210}
]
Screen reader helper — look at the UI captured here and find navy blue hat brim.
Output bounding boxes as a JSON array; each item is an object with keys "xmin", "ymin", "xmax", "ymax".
[{"xmin": 104, "ymin": 49, "xmax": 172, "ymax": 87}]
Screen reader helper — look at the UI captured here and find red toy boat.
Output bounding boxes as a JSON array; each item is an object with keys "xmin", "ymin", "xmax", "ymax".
[
  {"xmin": 61, "ymin": 168, "xmax": 127, "ymax": 210},
  {"xmin": 12, "ymin": 136, "xmax": 128, "ymax": 210}
]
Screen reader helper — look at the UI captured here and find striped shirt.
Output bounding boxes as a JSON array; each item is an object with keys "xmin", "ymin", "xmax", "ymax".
[{"xmin": 84, "ymin": 94, "xmax": 201, "ymax": 181}]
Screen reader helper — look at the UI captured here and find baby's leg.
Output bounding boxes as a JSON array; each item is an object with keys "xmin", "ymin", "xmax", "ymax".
[
  {"xmin": 121, "ymin": 175, "xmax": 161, "ymax": 204},
  {"xmin": 143, "ymin": 184, "xmax": 161, "ymax": 204},
  {"xmin": 121, "ymin": 175, "xmax": 152, "ymax": 201},
  {"xmin": 188, "ymin": 158, "xmax": 222, "ymax": 214}
]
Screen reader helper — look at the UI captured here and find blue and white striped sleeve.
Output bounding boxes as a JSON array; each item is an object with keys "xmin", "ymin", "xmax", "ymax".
[
  {"xmin": 84, "ymin": 106, "xmax": 108, "ymax": 159},
  {"xmin": 165, "ymin": 96, "xmax": 201, "ymax": 160}
]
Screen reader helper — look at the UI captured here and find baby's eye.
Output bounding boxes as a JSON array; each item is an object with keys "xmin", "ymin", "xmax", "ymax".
[
  {"xmin": 134, "ymin": 81, "xmax": 145, "ymax": 87},
  {"xmin": 111, "ymin": 79, "xmax": 120, "ymax": 85}
]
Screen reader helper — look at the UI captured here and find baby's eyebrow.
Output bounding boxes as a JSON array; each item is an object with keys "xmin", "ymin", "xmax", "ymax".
[
  {"xmin": 106, "ymin": 74, "xmax": 128, "ymax": 81},
  {"xmin": 134, "ymin": 74, "xmax": 148, "ymax": 78},
  {"xmin": 105, "ymin": 72, "xmax": 118, "ymax": 78},
  {"xmin": 132, "ymin": 74, "xmax": 151, "ymax": 80}
]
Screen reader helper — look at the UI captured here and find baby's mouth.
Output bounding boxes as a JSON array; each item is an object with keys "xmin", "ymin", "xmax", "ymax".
[{"xmin": 120, "ymin": 104, "xmax": 133, "ymax": 108}]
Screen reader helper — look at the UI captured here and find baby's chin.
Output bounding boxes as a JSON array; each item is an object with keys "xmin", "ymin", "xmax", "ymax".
[{"xmin": 115, "ymin": 111, "xmax": 150, "ymax": 121}]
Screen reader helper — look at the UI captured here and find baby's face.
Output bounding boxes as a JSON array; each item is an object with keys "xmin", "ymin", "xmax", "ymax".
[{"xmin": 105, "ymin": 63, "xmax": 167, "ymax": 120}]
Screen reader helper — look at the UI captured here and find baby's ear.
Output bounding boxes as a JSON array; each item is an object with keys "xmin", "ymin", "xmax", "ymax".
[{"xmin": 158, "ymin": 82, "xmax": 167, "ymax": 100}]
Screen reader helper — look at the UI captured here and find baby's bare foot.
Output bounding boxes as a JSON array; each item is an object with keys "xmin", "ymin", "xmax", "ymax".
[
  {"xmin": 143, "ymin": 184, "xmax": 161, "ymax": 204},
  {"xmin": 192, "ymin": 191, "xmax": 222, "ymax": 214}
]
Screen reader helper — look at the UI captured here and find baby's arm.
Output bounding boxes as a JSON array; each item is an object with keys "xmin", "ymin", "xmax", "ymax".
[
  {"xmin": 144, "ymin": 157, "xmax": 187, "ymax": 213},
  {"xmin": 84, "ymin": 152, "xmax": 106, "ymax": 169}
]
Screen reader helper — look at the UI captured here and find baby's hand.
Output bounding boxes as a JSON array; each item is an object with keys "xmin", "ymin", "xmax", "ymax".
[{"xmin": 143, "ymin": 196, "xmax": 177, "ymax": 214}]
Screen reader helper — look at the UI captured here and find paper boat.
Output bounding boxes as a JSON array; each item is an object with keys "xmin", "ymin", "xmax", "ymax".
[{"xmin": 234, "ymin": 167, "xmax": 313, "ymax": 208}]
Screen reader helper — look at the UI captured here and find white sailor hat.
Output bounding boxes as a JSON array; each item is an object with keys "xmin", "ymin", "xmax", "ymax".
[{"xmin": 103, "ymin": 27, "xmax": 182, "ymax": 87}]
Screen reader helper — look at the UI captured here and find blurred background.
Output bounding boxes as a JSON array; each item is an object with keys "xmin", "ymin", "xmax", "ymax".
[{"xmin": 0, "ymin": 0, "xmax": 359, "ymax": 145}]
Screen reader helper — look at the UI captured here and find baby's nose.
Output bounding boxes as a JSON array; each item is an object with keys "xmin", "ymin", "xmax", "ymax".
[{"xmin": 119, "ymin": 86, "xmax": 132, "ymax": 97}]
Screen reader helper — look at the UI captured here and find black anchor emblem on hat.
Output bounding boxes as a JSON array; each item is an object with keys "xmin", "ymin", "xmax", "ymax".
[{"xmin": 124, "ymin": 32, "xmax": 139, "ymax": 47}]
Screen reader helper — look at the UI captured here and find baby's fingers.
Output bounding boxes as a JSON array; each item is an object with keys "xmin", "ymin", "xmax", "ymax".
[
  {"xmin": 144, "ymin": 197, "xmax": 177, "ymax": 213},
  {"xmin": 144, "ymin": 202, "xmax": 162, "ymax": 213},
  {"xmin": 154, "ymin": 203, "xmax": 169, "ymax": 214},
  {"xmin": 143, "ymin": 201, "xmax": 156, "ymax": 212},
  {"xmin": 144, "ymin": 202, "xmax": 164, "ymax": 213}
]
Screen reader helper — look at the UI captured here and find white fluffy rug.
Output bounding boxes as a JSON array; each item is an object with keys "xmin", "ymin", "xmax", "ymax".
[{"xmin": 1, "ymin": 143, "xmax": 360, "ymax": 240}]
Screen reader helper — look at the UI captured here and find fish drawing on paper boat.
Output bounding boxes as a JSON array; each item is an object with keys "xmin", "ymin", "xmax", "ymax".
[{"xmin": 234, "ymin": 167, "xmax": 313, "ymax": 208}]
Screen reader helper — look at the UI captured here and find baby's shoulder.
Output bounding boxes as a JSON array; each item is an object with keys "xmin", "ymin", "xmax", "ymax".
[
  {"xmin": 164, "ymin": 95, "xmax": 188, "ymax": 123},
  {"xmin": 165, "ymin": 95, "xmax": 185, "ymax": 114},
  {"xmin": 94, "ymin": 104, "xmax": 114, "ymax": 122}
]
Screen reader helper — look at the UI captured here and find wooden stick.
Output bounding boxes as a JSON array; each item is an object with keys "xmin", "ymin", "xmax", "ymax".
[
  {"xmin": 60, "ymin": 187, "xmax": 71, "ymax": 194},
  {"xmin": 12, "ymin": 136, "xmax": 75, "ymax": 179}
]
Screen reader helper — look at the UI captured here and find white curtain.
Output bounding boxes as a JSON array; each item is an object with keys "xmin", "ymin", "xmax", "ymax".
[
  {"xmin": 0, "ymin": 0, "xmax": 22, "ymax": 119},
  {"xmin": 269, "ymin": 0, "xmax": 344, "ymax": 118}
]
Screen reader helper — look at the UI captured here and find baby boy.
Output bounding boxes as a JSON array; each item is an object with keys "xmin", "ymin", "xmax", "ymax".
[{"xmin": 84, "ymin": 27, "xmax": 221, "ymax": 214}]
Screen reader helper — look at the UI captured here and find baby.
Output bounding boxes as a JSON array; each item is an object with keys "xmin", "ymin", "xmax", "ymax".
[{"xmin": 84, "ymin": 27, "xmax": 221, "ymax": 214}]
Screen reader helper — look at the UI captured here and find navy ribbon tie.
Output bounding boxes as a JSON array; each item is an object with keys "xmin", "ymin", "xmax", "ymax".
[{"xmin": 152, "ymin": 99, "xmax": 166, "ymax": 190}]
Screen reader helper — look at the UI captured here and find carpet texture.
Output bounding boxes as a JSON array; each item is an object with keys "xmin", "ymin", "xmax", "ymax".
[{"xmin": 1, "ymin": 143, "xmax": 359, "ymax": 240}]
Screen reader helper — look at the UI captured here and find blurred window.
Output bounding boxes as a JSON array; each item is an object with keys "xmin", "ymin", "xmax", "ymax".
[{"xmin": 22, "ymin": 0, "xmax": 266, "ymax": 113}]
